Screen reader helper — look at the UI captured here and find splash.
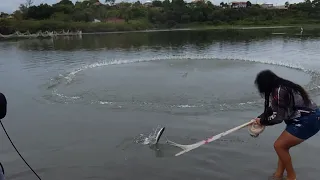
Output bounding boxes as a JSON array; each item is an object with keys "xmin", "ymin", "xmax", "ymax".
[
  {"xmin": 99, "ymin": 101, "xmax": 113, "ymax": 105},
  {"xmin": 45, "ymin": 54, "xmax": 320, "ymax": 110},
  {"xmin": 52, "ymin": 89, "xmax": 80, "ymax": 100},
  {"xmin": 176, "ymin": 104, "xmax": 198, "ymax": 108},
  {"xmin": 134, "ymin": 126, "xmax": 165, "ymax": 145},
  {"xmin": 57, "ymin": 54, "xmax": 314, "ymax": 86}
]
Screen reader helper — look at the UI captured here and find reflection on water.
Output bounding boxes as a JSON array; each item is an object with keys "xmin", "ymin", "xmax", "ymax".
[{"xmin": 13, "ymin": 28, "xmax": 314, "ymax": 51}]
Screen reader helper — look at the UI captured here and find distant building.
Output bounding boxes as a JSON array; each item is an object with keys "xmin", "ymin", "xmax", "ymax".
[
  {"xmin": 231, "ymin": 1, "xmax": 247, "ymax": 8},
  {"xmin": 261, "ymin": 3, "xmax": 273, "ymax": 8},
  {"xmin": 273, "ymin": 5, "xmax": 287, "ymax": 9},
  {"xmin": 93, "ymin": 19, "xmax": 101, "ymax": 23}
]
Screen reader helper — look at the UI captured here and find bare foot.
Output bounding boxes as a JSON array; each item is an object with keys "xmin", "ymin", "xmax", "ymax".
[
  {"xmin": 281, "ymin": 175, "xmax": 296, "ymax": 180},
  {"xmin": 269, "ymin": 173, "xmax": 284, "ymax": 180},
  {"xmin": 286, "ymin": 177, "xmax": 296, "ymax": 180}
]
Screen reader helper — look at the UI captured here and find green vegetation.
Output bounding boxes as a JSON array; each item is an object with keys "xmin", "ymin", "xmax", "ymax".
[{"xmin": 1, "ymin": 0, "xmax": 320, "ymax": 34}]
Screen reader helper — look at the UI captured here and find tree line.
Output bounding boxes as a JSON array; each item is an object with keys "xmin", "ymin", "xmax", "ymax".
[
  {"xmin": 1, "ymin": 0, "xmax": 320, "ymax": 34},
  {"xmin": 6, "ymin": 0, "xmax": 320, "ymax": 24}
]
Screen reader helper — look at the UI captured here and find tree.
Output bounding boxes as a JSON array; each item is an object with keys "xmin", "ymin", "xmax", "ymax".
[
  {"xmin": 26, "ymin": 4, "xmax": 55, "ymax": 20},
  {"xmin": 152, "ymin": 0, "xmax": 163, "ymax": 7},
  {"xmin": 51, "ymin": 12, "xmax": 71, "ymax": 21},
  {"xmin": 57, "ymin": 0, "xmax": 74, "ymax": 6},
  {"xmin": 53, "ymin": 2, "xmax": 74, "ymax": 14},
  {"xmin": 246, "ymin": 1, "xmax": 252, "ymax": 7},
  {"xmin": 13, "ymin": 10, "xmax": 23, "ymax": 20},
  {"xmin": 163, "ymin": 0, "xmax": 171, "ymax": 8},
  {"xmin": 285, "ymin": 1, "xmax": 290, "ymax": 8},
  {"xmin": 133, "ymin": 1, "xmax": 142, "ymax": 7},
  {"xmin": 16, "ymin": 0, "xmax": 34, "ymax": 19},
  {"xmin": 19, "ymin": 4, "xmax": 28, "ymax": 14},
  {"xmin": 220, "ymin": 2, "xmax": 227, "ymax": 8},
  {"xmin": 26, "ymin": 0, "xmax": 34, "ymax": 8},
  {"xmin": 4, "ymin": 0, "xmax": 320, "ymax": 31},
  {"xmin": 312, "ymin": 0, "xmax": 320, "ymax": 7},
  {"xmin": 206, "ymin": 1, "xmax": 214, "ymax": 7}
]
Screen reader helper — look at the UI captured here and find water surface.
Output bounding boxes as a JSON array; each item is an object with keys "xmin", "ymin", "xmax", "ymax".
[{"xmin": 0, "ymin": 29, "xmax": 320, "ymax": 180}]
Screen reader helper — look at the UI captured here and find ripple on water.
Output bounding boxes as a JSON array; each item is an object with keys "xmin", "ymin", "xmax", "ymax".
[{"xmin": 42, "ymin": 55, "xmax": 315, "ymax": 115}]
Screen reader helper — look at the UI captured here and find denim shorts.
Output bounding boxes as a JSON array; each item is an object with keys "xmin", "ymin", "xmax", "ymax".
[{"xmin": 285, "ymin": 108, "xmax": 320, "ymax": 140}]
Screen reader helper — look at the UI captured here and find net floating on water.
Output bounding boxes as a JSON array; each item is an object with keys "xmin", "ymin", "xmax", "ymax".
[{"xmin": 0, "ymin": 30, "xmax": 82, "ymax": 39}]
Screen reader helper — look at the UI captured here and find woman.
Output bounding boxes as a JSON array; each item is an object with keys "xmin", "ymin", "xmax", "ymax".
[{"xmin": 254, "ymin": 70, "xmax": 320, "ymax": 180}]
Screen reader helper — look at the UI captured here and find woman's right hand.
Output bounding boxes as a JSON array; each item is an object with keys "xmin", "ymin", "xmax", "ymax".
[{"xmin": 254, "ymin": 118, "xmax": 261, "ymax": 126}]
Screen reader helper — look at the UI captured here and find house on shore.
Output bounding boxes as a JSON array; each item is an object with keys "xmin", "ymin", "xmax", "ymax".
[
  {"xmin": 261, "ymin": 3, "xmax": 273, "ymax": 8},
  {"xmin": 230, "ymin": 2, "xmax": 247, "ymax": 8}
]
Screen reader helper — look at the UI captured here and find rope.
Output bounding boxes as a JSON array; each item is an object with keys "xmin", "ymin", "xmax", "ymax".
[{"xmin": 0, "ymin": 121, "xmax": 42, "ymax": 180}]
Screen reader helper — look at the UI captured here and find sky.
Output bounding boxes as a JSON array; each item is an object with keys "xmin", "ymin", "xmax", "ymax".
[{"xmin": 0, "ymin": 0, "xmax": 303, "ymax": 13}]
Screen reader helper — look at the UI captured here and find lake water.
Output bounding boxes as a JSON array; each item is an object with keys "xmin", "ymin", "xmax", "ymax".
[{"xmin": 1, "ymin": 28, "xmax": 320, "ymax": 180}]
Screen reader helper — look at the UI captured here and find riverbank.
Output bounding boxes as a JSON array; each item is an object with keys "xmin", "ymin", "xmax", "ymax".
[
  {"xmin": 0, "ymin": 19, "xmax": 153, "ymax": 35},
  {"xmin": 1, "ymin": 19, "xmax": 320, "ymax": 39}
]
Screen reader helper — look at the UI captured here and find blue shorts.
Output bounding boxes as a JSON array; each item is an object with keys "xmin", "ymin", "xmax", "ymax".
[{"xmin": 285, "ymin": 108, "xmax": 320, "ymax": 140}]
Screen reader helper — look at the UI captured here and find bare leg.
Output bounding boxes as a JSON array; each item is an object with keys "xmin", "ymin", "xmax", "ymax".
[
  {"xmin": 274, "ymin": 130, "xmax": 304, "ymax": 180},
  {"xmin": 273, "ymin": 157, "xmax": 285, "ymax": 178}
]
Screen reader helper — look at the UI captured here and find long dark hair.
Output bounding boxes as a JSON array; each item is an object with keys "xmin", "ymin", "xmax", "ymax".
[{"xmin": 254, "ymin": 70, "xmax": 311, "ymax": 118}]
